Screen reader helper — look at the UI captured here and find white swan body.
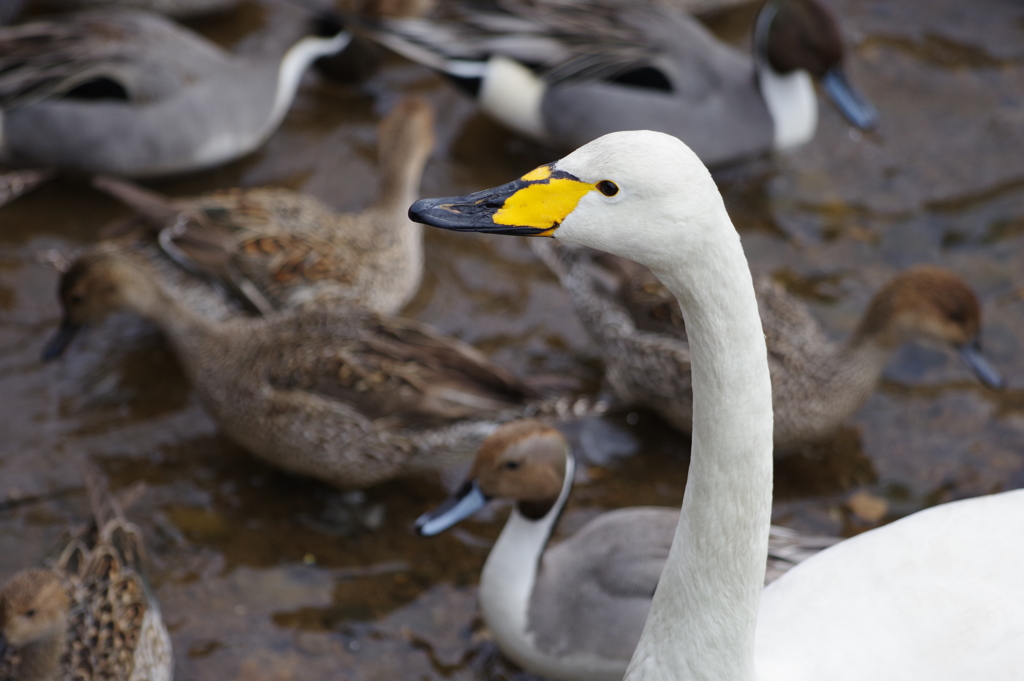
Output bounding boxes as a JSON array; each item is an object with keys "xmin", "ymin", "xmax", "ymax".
[
  {"xmin": 757, "ymin": 489, "xmax": 1024, "ymax": 680},
  {"xmin": 408, "ymin": 130, "xmax": 1024, "ymax": 681}
]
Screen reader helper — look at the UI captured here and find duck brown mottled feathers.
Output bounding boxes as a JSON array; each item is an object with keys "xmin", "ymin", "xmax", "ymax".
[
  {"xmin": 48, "ymin": 247, "xmax": 594, "ymax": 488},
  {"xmin": 532, "ymin": 239, "xmax": 998, "ymax": 450},
  {"xmin": 91, "ymin": 96, "xmax": 435, "ymax": 316},
  {"xmin": 264, "ymin": 311, "xmax": 537, "ymax": 426},
  {"xmin": 0, "ymin": 468, "xmax": 172, "ymax": 681}
]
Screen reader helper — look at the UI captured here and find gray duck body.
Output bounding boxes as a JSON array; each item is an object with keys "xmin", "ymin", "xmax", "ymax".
[
  {"xmin": 36, "ymin": 0, "xmax": 240, "ymax": 19},
  {"xmin": 0, "ymin": 8, "xmax": 348, "ymax": 176},
  {"xmin": 366, "ymin": 0, "xmax": 876, "ymax": 166},
  {"xmin": 538, "ymin": 4, "xmax": 774, "ymax": 165}
]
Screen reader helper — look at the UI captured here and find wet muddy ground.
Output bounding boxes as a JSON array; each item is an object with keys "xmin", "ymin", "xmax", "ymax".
[{"xmin": 2, "ymin": 0, "xmax": 1024, "ymax": 678}]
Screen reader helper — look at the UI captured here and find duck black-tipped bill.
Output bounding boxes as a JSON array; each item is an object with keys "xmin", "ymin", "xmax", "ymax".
[
  {"xmin": 822, "ymin": 67, "xmax": 878, "ymax": 130},
  {"xmin": 415, "ymin": 480, "xmax": 489, "ymax": 537},
  {"xmin": 960, "ymin": 342, "xmax": 1004, "ymax": 389},
  {"xmin": 41, "ymin": 318, "xmax": 81, "ymax": 362}
]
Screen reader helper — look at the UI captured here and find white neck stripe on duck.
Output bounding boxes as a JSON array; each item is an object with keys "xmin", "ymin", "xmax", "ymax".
[
  {"xmin": 269, "ymin": 31, "xmax": 352, "ymax": 135},
  {"xmin": 479, "ymin": 449, "xmax": 576, "ymax": 659},
  {"xmin": 753, "ymin": 3, "xmax": 818, "ymax": 150}
]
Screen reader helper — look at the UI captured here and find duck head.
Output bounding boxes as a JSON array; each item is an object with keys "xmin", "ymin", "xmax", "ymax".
[
  {"xmin": 754, "ymin": 0, "xmax": 878, "ymax": 131},
  {"xmin": 0, "ymin": 568, "xmax": 69, "ymax": 652},
  {"xmin": 854, "ymin": 266, "xmax": 1003, "ymax": 388},
  {"xmin": 42, "ymin": 247, "xmax": 154, "ymax": 361},
  {"xmin": 416, "ymin": 420, "xmax": 570, "ymax": 536}
]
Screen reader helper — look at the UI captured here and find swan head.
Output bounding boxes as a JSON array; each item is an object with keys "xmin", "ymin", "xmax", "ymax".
[
  {"xmin": 415, "ymin": 420, "xmax": 569, "ymax": 536},
  {"xmin": 410, "ymin": 130, "xmax": 733, "ymax": 276},
  {"xmin": 754, "ymin": 0, "xmax": 877, "ymax": 130},
  {"xmin": 854, "ymin": 266, "xmax": 1003, "ymax": 388},
  {"xmin": 0, "ymin": 569, "xmax": 68, "ymax": 649}
]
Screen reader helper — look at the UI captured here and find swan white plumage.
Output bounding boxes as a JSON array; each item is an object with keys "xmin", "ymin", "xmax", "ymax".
[{"xmin": 409, "ymin": 130, "xmax": 1024, "ymax": 680}]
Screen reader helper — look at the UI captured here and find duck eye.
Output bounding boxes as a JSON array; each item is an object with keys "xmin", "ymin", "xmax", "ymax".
[
  {"xmin": 503, "ymin": 461, "xmax": 520, "ymax": 471},
  {"xmin": 24, "ymin": 609, "xmax": 36, "ymax": 618},
  {"xmin": 946, "ymin": 309, "xmax": 967, "ymax": 324},
  {"xmin": 596, "ymin": 180, "xmax": 619, "ymax": 197}
]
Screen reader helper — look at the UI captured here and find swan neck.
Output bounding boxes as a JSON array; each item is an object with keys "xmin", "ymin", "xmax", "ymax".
[{"xmin": 625, "ymin": 209, "xmax": 773, "ymax": 681}]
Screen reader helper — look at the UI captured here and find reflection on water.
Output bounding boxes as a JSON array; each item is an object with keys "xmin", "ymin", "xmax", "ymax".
[{"xmin": 2, "ymin": 0, "xmax": 1024, "ymax": 678}]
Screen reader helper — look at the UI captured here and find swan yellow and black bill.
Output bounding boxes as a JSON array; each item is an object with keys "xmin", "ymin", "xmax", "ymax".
[{"xmin": 408, "ymin": 164, "xmax": 593, "ymax": 236}]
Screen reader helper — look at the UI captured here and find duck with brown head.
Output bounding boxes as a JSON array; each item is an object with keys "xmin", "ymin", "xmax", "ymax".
[
  {"xmin": 416, "ymin": 420, "xmax": 836, "ymax": 681},
  {"xmin": 365, "ymin": 0, "xmax": 876, "ymax": 166},
  {"xmin": 0, "ymin": 468, "xmax": 171, "ymax": 681},
  {"xmin": 527, "ymin": 240, "xmax": 1003, "ymax": 450},
  {"xmin": 42, "ymin": 245, "xmax": 594, "ymax": 489}
]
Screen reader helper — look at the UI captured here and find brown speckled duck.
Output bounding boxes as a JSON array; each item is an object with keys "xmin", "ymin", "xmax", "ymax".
[
  {"xmin": 531, "ymin": 240, "xmax": 1003, "ymax": 450},
  {"xmin": 43, "ymin": 246, "xmax": 591, "ymax": 488},
  {"xmin": 0, "ymin": 469, "xmax": 172, "ymax": 681},
  {"xmin": 92, "ymin": 96, "xmax": 436, "ymax": 317}
]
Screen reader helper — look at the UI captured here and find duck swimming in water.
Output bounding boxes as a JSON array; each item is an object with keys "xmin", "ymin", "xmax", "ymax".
[
  {"xmin": 530, "ymin": 239, "xmax": 1002, "ymax": 450},
  {"xmin": 0, "ymin": 8, "xmax": 350, "ymax": 178},
  {"xmin": 0, "ymin": 468, "xmax": 172, "ymax": 681},
  {"xmin": 43, "ymin": 246, "xmax": 594, "ymax": 488},
  {"xmin": 409, "ymin": 129, "xmax": 1024, "ymax": 681},
  {"xmin": 365, "ymin": 0, "xmax": 877, "ymax": 166},
  {"xmin": 416, "ymin": 419, "xmax": 837, "ymax": 681},
  {"xmin": 92, "ymin": 96, "xmax": 436, "ymax": 317}
]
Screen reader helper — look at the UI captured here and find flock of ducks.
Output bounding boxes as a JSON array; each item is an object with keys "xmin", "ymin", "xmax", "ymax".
[{"xmin": 0, "ymin": 0, "xmax": 1017, "ymax": 680}]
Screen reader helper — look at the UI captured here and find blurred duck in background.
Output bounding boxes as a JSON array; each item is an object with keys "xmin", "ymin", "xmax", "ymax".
[
  {"xmin": 416, "ymin": 420, "xmax": 837, "ymax": 681},
  {"xmin": 532, "ymin": 240, "xmax": 1003, "ymax": 450},
  {"xmin": 42, "ymin": 247, "xmax": 596, "ymax": 489},
  {"xmin": 0, "ymin": 0, "xmax": 25, "ymax": 25},
  {"xmin": 0, "ymin": 7, "xmax": 351, "ymax": 181},
  {"xmin": 0, "ymin": 468, "xmax": 172, "ymax": 681},
  {"xmin": 91, "ymin": 96, "xmax": 436, "ymax": 317},
  {"xmin": 362, "ymin": 0, "xmax": 877, "ymax": 165},
  {"xmin": 32, "ymin": 0, "xmax": 241, "ymax": 19}
]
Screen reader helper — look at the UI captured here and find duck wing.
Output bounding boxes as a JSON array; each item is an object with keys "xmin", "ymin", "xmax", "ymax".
[
  {"xmin": 92, "ymin": 176, "xmax": 277, "ymax": 315},
  {"xmin": 528, "ymin": 507, "xmax": 676, "ymax": 660},
  {"xmin": 531, "ymin": 239, "xmax": 692, "ymax": 421},
  {"xmin": 266, "ymin": 311, "xmax": 538, "ymax": 426},
  {"xmin": 367, "ymin": 0, "xmax": 686, "ymax": 87},
  {"xmin": 0, "ymin": 9, "xmax": 229, "ymax": 109},
  {"xmin": 755, "ymin": 277, "xmax": 836, "ymax": 370}
]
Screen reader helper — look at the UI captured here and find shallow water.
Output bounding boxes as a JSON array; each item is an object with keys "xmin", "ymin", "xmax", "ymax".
[{"xmin": 2, "ymin": 0, "xmax": 1024, "ymax": 678}]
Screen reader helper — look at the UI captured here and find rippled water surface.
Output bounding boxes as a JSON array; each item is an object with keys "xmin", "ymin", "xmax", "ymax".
[{"xmin": 2, "ymin": 0, "xmax": 1024, "ymax": 678}]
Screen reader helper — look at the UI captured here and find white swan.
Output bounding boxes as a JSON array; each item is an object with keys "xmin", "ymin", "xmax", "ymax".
[{"xmin": 409, "ymin": 130, "xmax": 1024, "ymax": 680}]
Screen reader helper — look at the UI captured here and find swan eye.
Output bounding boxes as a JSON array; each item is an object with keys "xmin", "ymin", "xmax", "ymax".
[{"xmin": 597, "ymin": 180, "xmax": 619, "ymax": 197}]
